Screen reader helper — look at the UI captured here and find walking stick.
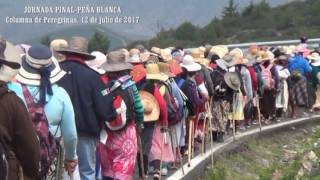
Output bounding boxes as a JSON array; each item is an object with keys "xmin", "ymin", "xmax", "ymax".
[
  {"xmin": 202, "ymin": 101, "xmax": 210, "ymax": 154},
  {"xmin": 159, "ymin": 128, "xmax": 165, "ymax": 180},
  {"xmin": 173, "ymin": 127, "xmax": 185, "ymax": 175},
  {"xmin": 257, "ymin": 95, "xmax": 262, "ymax": 132},
  {"xmin": 232, "ymin": 94, "xmax": 236, "ymax": 141},
  {"xmin": 137, "ymin": 129, "xmax": 146, "ymax": 180},
  {"xmin": 208, "ymin": 100, "xmax": 214, "ymax": 168},
  {"xmin": 169, "ymin": 127, "xmax": 177, "ymax": 169},
  {"xmin": 187, "ymin": 117, "xmax": 193, "ymax": 167}
]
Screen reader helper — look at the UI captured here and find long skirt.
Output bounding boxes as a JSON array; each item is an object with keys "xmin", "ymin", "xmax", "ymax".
[
  {"xmin": 149, "ymin": 122, "xmax": 175, "ymax": 162},
  {"xmin": 276, "ymin": 81, "xmax": 289, "ymax": 111},
  {"xmin": 289, "ymin": 78, "xmax": 308, "ymax": 107},
  {"xmin": 260, "ymin": 89, "xmax": 276, "ymax": 119},
  {"xmin": 99, "ymin": 123, "xmax": 138, "ymax": 180},
  {"xmin": 211, "ymin": 99, "xmax": 230, "ymax": 132}
]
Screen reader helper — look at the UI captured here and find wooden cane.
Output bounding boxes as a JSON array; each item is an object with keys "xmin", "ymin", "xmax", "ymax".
[
  {"xmin": 232, "ymin": 94, "xmax": 236, "ymax": 141},
  {"xmin": 208, "ymin": 102, "xmax": 214, "ymax": 168},
  {"xmin": 256, "ymin": 95, "xmax": 262, "ymax": 132},
  {"xmin": 202, "ymin": 102, "xmax": 210, "ymax": 154},
  {"xmin": 173, "ymin": 127, "xmax": 185, "ymax": 175},
  {"xmin": 187, "ymin": 118, "xmax": 193, "ymax": 167},
  {"xmin": 159, "ymin": 128, "xmax": 165, "ymax": 180},
  {"xmin": 169, "ymin": 127, "xmax": 177, "ymax": 169},
  {"xmin": 137, "ymin": 130, "xmax": 146, "ymax": 180}
]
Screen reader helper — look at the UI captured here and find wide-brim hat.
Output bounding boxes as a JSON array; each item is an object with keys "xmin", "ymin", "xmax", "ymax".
[
  {"xmin": 16, "ymin": 55, "xmax": 66, "ymax": 86},
  {"xmin": 209, "ymin": 45, "xmax": 229, "ymax": 59},
  {"xmin": 224, "ymin": 72, "xmax": 241, "ymax": 91},
  {"xmin": 102, "ymin": 51, "xmax": 133, "ymax": 72},
  {"xmin": 0, "ymin": 39, "xmax": 20, "ymax": 69},
  {"xmin": 146, "ymin": 63, "xmax": 168, "ymax": 81},
  {"xmin": 131, "ymin": 64, "xmax": 146, "ymax": 83},
  {"xmin": 158, "ymin": 62, "xmax": 175, "ymax": 78},
  {"xmin": 57, "ymin": 36, "xmax": 95, "ymax": 61},
  {"xmin": 257, "ymin": 51, "xmax": 275, "ymax": 63},
  {"xmin": 180, "ymin": 55, "xmax": 201, "ymax": 72},
  {"xmin": 139, "ymin": 90, "xmax": 160, "ymax": 122},
  {"xmin": 216, "ymin": 59, "xmax": 228, "ymax": 71},
  {"xmin": 0, "ymin": 37, "xmax": 21, "ymax": 82},
  {"xmin": 309, "ymin": 52, "xmax": 320, "ymax": 66},
  {"xmin": 86, "ymin": 51, "xmax": 106, "ymax": 74},
  {"xmin": 229, "ymin": 48, "xmax": 244, "ymax": 59}
]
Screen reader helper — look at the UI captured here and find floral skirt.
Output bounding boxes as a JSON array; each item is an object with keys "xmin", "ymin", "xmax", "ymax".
[
  {"xmin": 99, "ymin": 123, "xmax": 137, "ymax": 180},
  {"xmin": 211, "ymin": 99, "xmax": 230, "ymax": 132}
]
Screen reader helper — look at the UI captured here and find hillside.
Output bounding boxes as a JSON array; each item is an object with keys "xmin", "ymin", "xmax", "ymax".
[
  {"xmin": 133, "ymin": 0, "xmax": 318, "ymax": 49},
  {"xmin": 25, "ymin": 25, "xmax": 129, "ymax": 50}
]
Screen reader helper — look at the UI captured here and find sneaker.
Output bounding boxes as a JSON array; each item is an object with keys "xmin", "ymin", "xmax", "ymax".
[
  {"xmin": 252, "ymin": 120, "xmax": 257, "ymax": 125},
  {"xmin": 161, "ymin": 167, "xmax": 168, "ymax": 176},
  {"xmin": 239, "ymin": 126, "xmax": 246, "ymax": 131}
]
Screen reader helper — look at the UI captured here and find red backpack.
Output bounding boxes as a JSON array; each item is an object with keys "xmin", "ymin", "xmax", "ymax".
[
  {"xmin": 22, "ymin": 85, "xmax": 60, "ymax": 179},
  {"xmin": 260, "ymin": 64, "xmax": 275, "ymax": 90}
]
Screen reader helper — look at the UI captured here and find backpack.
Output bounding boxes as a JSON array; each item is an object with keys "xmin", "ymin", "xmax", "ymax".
[
  {"xmin": 260, "ymin": 64, "xmax": 275, "ymax": 90},
  {"xmin": 102, "ymin": 80, "xmax": 136, "ymax": 131},
  {"xmin": 159, "ymin": 83, "xmax": 180, "ymax": 126},
  {"xmin": 211, "ymin": 69, "xmax": 230, "ymax": 98},
  {"xmin": 21, "ymin": 85, "xmax": 60, "ymax": 179}
]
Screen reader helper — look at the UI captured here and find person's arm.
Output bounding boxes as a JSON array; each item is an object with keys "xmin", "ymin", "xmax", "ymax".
[
  {"xmin": 243, "ymin": 68, "xmax": 253, "ymax": 99},
  {"xmin": 154, "ymin": 85, "xmax": 168, "ymax": 127},
  {"xmin": 271, "ymin": 66, "xmax": 280, "ymax": 91},
  {"xmin": 304, "ymin": 59, "xmax": 312, "ymax": 73},
  {"xmin": 131, "ymin": 84, "xmax": 144, "ymax": 128},
  {"xmin": 59, "ymin": 88, "xmax": 78, "ymax": 161},
  {"xmin": 92, "ymin": 77, "xmax": 117, "ymax": 122},
  {"xmin": 11, "ymin": 96, "xmax": 40, "ymax": 178}
]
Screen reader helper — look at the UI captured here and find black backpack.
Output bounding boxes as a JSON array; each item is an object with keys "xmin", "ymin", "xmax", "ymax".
[{"xmin": 211, "ymin": 69, "xmax": 230, "ymax": 98}]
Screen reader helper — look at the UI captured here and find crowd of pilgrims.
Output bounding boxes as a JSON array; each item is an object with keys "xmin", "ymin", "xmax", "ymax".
[{"xmin": 1, "ymin": 35, "xmax": 320, "ymax": 180}]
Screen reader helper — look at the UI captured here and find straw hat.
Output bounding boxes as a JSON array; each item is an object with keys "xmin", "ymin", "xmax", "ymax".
[
  {"xmin": 294, "ymin": 45, "xmax": 311, "ymax": 57},
  {"xmin": 160, "ymin": 48, "xmax": 173, "ymax": 61},
  {"xmin": 191, "ymin": 48, "xmax": 208, "ymax": 63},
  {"xmin": 180, "ymin": 55, "xmax": 201, "ymax": 72},
  {"xmin": 146, "ymin": 63, "xmax": 168, "ymax": 81},
  {"xmin": 139, "ymin": 90, "xmax": 160, "ymax": 122},
  {"xmin": 158, "ymin": 62, "xmax": 175, "ymax": 78},
  {"xmin": 131, "ymin": 64, "xmax": 146, "ymax": 83},
  {"xmin": 229, "ymin": 48, "xmax": 244, "ymax": 59},
  {"xmin": 129, "ymin": 48, "xmax": 140, "ymax": 56},
  {"xmin": 209, "ymin": 45, "xmax": 229, "ymax": 59},
  {"xmin": 50, "ymin": 39, "xmax": 68, "ymax": 51},
  {"xmin": 309, "ymin": 52, "xmax": 320, "ymax": 66},
  {"xmin": 57, "ymin": 36, "xmax": 95, "ymax": 60},
  {"xmin": 16, "ymin": 44, "xmax": 66, "ymax": 85},
  {"xmin": 224, "ymin": 72, "xmax": 241, "ymax": 90},
  {"xmin": 0, "ymin": 37, "xmax": 21, "ymax": 82},
  {"xmin": 101, "ymin": 51, "xmax": 133, "ymax": 72},
  {"xmin": 257, "ymin": 51, "xmax": 274, "ymax": 63},
  {"xmin": 151, "ymin": 47, "xmax": 162, "ymax": 55},
  {"xmin": 119, "ymin": 48, "xmax": 130, "ymax": 62}
]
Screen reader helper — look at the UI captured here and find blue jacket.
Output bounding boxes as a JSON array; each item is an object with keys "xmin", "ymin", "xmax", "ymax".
[
  {"xmin": 8, "ymin": 83, "xmax": 77, "ymax": 160},
  {"xmin": 58, "ymin": 60, "xmax": 117, "ymax": 138},
  {"xmin": 288, "ymin": 54, "xmax": 312, "ymax": 77}
]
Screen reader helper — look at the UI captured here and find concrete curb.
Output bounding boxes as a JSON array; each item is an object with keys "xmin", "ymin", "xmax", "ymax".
[{"xmin": 167, "ymin": 114, "xmax": 320, "ymax": 180}]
